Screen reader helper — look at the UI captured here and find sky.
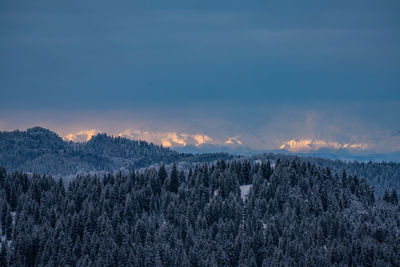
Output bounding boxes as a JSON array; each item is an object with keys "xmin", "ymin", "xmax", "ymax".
[{"xmin": 0, "ymin": 0, "xmax": 400, "ymax": 154}]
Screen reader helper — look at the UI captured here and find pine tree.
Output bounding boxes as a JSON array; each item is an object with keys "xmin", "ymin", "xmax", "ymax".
[
  {"xmin": 0, "ymin": 241, "xmax": 7, "ymax": 267},
  {"xmin": 158, "ymin": 164, "xmax": 168, "ymax": 186},
  {"xmin": 124, "ymin": 194, "xmax": 134, "ymax": 223},
  {"xmin": 167, "ymin": 163, "xmax": 179, "ymax": 193},
  {"xmin": 383, "ymin": 189, "xmax": 390, "ymax": 202},
  {"xmin": 5, "ymin": 210, "xmax": 12, "ymax": 240},
  {"xmin": 261, "ymin": 160, "xmax": 272, "ymax": 180},
  {"xmin": 389, "ymin": 189, "xmax": 398, "ymax": 205}
]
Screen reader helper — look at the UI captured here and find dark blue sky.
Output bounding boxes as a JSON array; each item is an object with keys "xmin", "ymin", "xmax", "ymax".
[{"xmin": 1, "ymin": 0, "xmax": 399, "ymax": 152}]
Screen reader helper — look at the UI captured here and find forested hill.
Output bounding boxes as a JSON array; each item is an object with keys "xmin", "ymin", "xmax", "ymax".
[
  {"xmin": 0, "ymin": 127, "xmax": 233, "ymax": 175},
  {"xmin": 0, "ymin": 159, "xmax": 399, "ymax": 266},
  {"xmin": 251, "ymin": 153, "xmax": 400, "ymax": 197}
]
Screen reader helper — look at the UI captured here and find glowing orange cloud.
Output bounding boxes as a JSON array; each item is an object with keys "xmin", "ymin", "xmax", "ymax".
[
  {"xmin": 279, "ymin": 139, "xmax": 368, "ymax": 152},
  {"xmin": 63, "ymin": 129, "xmax": 98, "ymax": 142},
  {"xmin": 225, "ymin": 136, "xmax": 242, "ymax": 145},
  {"xmin": 64, "ymin": 129, "xmax": 215, "ymax": 148}
]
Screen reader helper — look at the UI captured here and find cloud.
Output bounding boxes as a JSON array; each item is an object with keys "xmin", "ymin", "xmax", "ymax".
[
  {"xmin": 0, "ymin": 0, "xmax": 399, "ymax": 157},
  {"xmin": 225, "ymin": 136, "xmax": 242, "ymax": 145},
  {"xmin": 193, "ymin": 134, "xmax": 213, "ymax": 146},
  {"xmin": 63, "ymin": 129, "xmax": 98, "ymax": 142},
  {"xmin": 117, "ymin": 129, "xmax": 213, "ymax": 148},
  {"xmin": 279, "ymin": 139, "xmax": 368, "ymax": 152},
  {"xmin": 118, "ymin": 130, "xmax": 187, "ymax": 147},
  {"xmin": 2, "ymin": 100, "xmax": 400, "ymax": 154}
]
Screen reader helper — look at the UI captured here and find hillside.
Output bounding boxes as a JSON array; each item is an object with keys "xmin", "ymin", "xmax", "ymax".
[
  {"xmin": 250, "ymin": 153, "xmax": 400, "ymax": 197},
  {"xmin": 0, "ymin": 127, "xmax": 233, "ymax": 175},
  {"xmin": 0, "ymin": 159, "xmax": 398, "ymax": 266}
]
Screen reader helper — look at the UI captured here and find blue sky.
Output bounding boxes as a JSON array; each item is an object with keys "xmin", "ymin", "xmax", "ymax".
[{"xmin": 1, "ymin": 0, "xmax": 399, "ymax": 153}]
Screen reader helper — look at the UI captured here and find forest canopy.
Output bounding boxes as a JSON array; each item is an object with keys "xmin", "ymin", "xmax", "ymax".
[{"xmin": 0, "ymin": 158, "xmax": 399, "ymax": 266}]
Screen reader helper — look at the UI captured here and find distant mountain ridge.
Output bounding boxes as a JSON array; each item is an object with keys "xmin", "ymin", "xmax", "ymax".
[
  {"xmin": 0, "ymin": 127, "xmax": 233, "ymax": 175},
  {"xmin": 176, "ymin": 144, "xmax": 400, "ymax": 162}
]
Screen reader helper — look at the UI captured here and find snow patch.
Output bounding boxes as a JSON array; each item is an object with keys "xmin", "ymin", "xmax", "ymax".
[
  {"xmin": 11, "ymin": 212, "xmax": 16, "ymax": 226},
  {"xmin": 213, "ymin": 189, "xmax": 219, "ymax": 196},
  {"xmin": 240, "ymin": 184, "xmax": 252, "ymax": 201}
]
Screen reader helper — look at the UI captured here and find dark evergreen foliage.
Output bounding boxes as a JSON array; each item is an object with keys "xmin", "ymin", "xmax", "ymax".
[
  {"xmin": 253, "ymin": 153, "xmax": 400, "ymax": 196},
  {"xmin": 0, "ymin": 127, "xmax": 233, "ymax": 175},
  {"xmin": 0, "ymin": 158, "xmax": 399, "ymax": 266}
]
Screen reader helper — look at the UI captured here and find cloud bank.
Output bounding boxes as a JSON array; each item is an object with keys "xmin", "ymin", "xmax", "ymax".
[{"xmin": 1, "ymin": 103, "xmax": 399, "ymax": 154}]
